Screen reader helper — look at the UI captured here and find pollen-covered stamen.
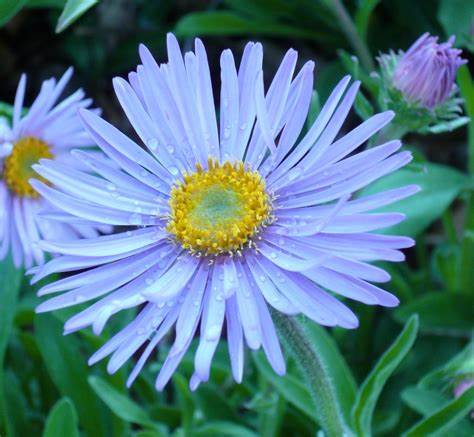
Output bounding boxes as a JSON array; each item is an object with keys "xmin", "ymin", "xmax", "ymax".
[
  {"xmin": 3, "ymin": 137, "xmax": 53, "ymax": 198},
  {"xmin": 167, "ymin": 159, "xmax": 272, "ymax": 255}
]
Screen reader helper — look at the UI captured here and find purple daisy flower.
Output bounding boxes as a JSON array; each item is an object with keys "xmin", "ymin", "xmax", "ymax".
[
  {"xmin": 32, "ymin": 34, "xmax": 418, "ymax": 390},
  {"xmin": 393, "ymin": 33, "xmax": 466, "ymax": 109},
  {"xmin": 0, "ymin": 69, "xmax": 109, "ymax": 269}
]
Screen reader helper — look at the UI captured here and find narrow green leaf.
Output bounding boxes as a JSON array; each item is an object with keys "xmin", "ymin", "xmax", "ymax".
[
  {"xmin": 34, "ymin": 314, "xmax": 107, "ymax": 436},
  {"xmin": 404, "ymin": 386, "xmax": 474, "ymax": 436},
  {"xmin": 88, "ymin": 375, "xmax": 155, "ymax": 427},
  {"xmin": 438, "ymin": 0, "xmax": 474, "ymax": 51},
  {"xmin": 352, "ymin": 315, "xmax": 419, "ymax": 436},
  {"xmin": 174, "ymin": 11, "xmax": 327, "ymax": 41},
  {"xmin": 360, "ymin": 163, "xmax": 468, "ymax": 237},
  {"xmin": 193, "ymin": 421, "xmax": 259, "ymax": 437},
  {"xmin": 419, "ymin": 343, "xmax": 474, "ymax": 391},
  {"xmin": 0, "ymin": 0, "xmax": 27, "ymax": 26},
  {"xmin": 402, "ymin": 387, "xmax": 473, "ymax": 436},
  {"xmin": 55, "ymin": 0, "xmax": 99, "ymax": 33},
  {"xmin": 394, "ymin": 293, "xmax": 474, "ymax": 337},
  {"xmin": 0, "ymin": 257, "xmax": 23, "ymax": 434},
  {"xmin": 253, "ymin": 352, "xmax": 316, "ymax": 421},
  {"xmin": 354, "ymin": 0, "xmax": 382, "ymax": 42},
  {"xmin": 43, "ymin": 398, "xmax": 79, "ymax": 437}
]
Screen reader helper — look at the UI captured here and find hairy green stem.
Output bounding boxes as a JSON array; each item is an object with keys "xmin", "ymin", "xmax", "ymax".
[
  {"xmin": 271, "ymin": 311, "xmax": 350, "ymax": 436},
  {"xmin": 325, "ymin": 0, "xmax": 374, "ymax": 72}
]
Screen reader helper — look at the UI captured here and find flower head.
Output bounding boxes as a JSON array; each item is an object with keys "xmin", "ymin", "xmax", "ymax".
[
  {"xmin": 33, "ymin": 34, "xmax": 418, "ymax": 390},
  {"xmin": 0, "ymin": 70, "xmax": 109, "ymax": 268},
  {"xmin": 392, "ymin": 33, "xmax": 466, "ymax": 109}
]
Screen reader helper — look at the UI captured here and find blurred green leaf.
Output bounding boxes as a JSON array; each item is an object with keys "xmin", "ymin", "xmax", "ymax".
[
  {"xmin": 394, "ymin": 293, "xmax": 474, "ymax": 337},
  {"xmin": 253, "ymin": 352, "xmax": 316, "ymax": 421},
  {"xmin": 420, "ymin": 343, "xmax": 474, "ymax": 391},
  {"xmin": 404, "ymin": 386, "xmax": 474, "ymax": 436},
  {"xmin": 402, "ymin": 387, "xmax": 473, "ymax": 436},
  {"xmin": 0, "ymin": 257, "xmax": 23, "ymax": 434},
  {"xmin": 43, "ymin": 398, "xmax": 79, "ymax": 437},
  {"xmin": 88, "ymin": 375, "xmax": 156, "ymax": 429},
  {"xmin": 0, "ymin": 0, "xmax": 27, "ymax": 27},
  {"xmin": 55, "ymin": 0, "xmax": 99, "ymax": 33},
  {"xmin": 174, "ymin": 11, "xmax": 327, "ymax": 40},
  {"xmin": 352, "ymin": 315, "xmax": 419, "ymax": 436},
  {"xmin": 34, "ymin": 314, "xmax": 108, "ymax": 436},
  {"xmin": 360, "ymin": 163, "xmax": 469, "ymax": 237},
  {"xmin": 193, "ymin": 421, "xmax": 259, "ymax": 437},
  {"xmin": 173, "ymin": 374, "xmax": 194, "ymax": 434},
  {"xmin": 302, "ymin": 320, "xmax": 357, "ymax": 426},
  {"xmin": 355, "ymin": 0, "xmax": 382, "ymax": 42},
  {"xmin": 438, "ymin": 0, "xmax": 474, "ymax": 51}
]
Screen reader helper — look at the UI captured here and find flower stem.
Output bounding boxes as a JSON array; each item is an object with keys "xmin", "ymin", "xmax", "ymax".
[
  {"xmin": 325, "ymin": 0, "xmax": 375, "ymax": 72},
  {"xmin": 271, "ymin": 311, "xmax": 350, "ymax": 436}
]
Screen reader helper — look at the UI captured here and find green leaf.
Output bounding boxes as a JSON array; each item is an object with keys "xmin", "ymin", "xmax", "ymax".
[
  {"xmin": 43, "ymin": 398, "xmax": 80, "ymax": 437},
  {"xmin": 403, "ymin": 387, "xmax": 452, "ymax": 416},
  {"xmin": 172, "ymin": 374, "xmax": 194, "ymax": 434},
  {"xmin": 0, "ymin": 257, "xmax": 23, "ymax": 434},
  {"xmin": 88, "ymin": 375, "xmax": 155, "ymax": 428},
  {"xmin": 193, "ymin": 421, "xmax": 259, "ymax": 437},
  {"xmin": 55, "ymin": 0, "xmax": 99, "ymax": 33},
  {"xmin": 360, "ymin": 163, "xmax": 469, "ymax": 237},
  {"xmin": 419, "ymin": 343, "xmax": 474, "ymax": 391},
  {"xmin": 302, "ymin": 320, "xmax": 358, "ymax": 426},
  {"xmin": 174, "ymin": 11, "xmax": 326, "ymax": 40},
  {"xmin": 394, "ymin": 292, "xmax": 474, "ymax": 337},
  {"xmin": 351, "ymin": 315, "xmax": 419, "ymax": 436},
  {"xmin": 34, "ymin": 314, "xmax": 108, "ymax": 436},
  {"xmin": 404, "ymin": 386, "xmax": 474, "ymax": 436},
  {"xmin": 253, "ymin": 352, "xmax": 316, "ymax": 421},
  {"xmin": 438, "ymin": 0, "xmax": 474, "ymax": 51},
  {"xmin": 0, "ymin": 0, "xmax": 28, "ymax": 27},
  {"xmin": 402, "ymin": 386, "xmax": 474, "ymax": 436},
  {"xmin": 354, "ymin": 0, "xmax": 382, "ymax": 42}
]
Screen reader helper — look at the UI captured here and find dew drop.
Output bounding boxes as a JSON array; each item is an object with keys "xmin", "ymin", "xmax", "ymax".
[
  {"xmin": 205, "ymin": 324, "xmax": 221, "ymax": 341},
  {"xmin": 147, "ymin": 138, "xmax": 159, "ymax": 150}
]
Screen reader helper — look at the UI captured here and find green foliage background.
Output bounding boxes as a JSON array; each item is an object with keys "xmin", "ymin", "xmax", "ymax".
[{"xmin": 0, "ymin": 1, "xmax": 473, "ymax": 436}]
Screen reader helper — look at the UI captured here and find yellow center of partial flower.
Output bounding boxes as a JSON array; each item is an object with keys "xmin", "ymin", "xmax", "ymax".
[
  {"xmin": 3, "ymin": 137, "xmax": 53, "ymax": 198},
  {"xmin": 167, "ymin": 159, "xmax": 272, "ymax": 256}
]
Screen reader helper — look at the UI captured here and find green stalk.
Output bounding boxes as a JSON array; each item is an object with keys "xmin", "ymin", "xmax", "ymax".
[
  {"xmin": 441, "ymin": 209, "xmax": 458, "ymax": 245},
  {"xmin": 323, "ymin": 0, "xmax": 374, "ymax": 72},
  {"xmin": 271, "ymin": 311, "xmax": 351, "ymax": 436}
]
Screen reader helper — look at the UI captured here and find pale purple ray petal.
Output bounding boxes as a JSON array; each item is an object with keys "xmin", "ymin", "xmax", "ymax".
[
  {"xmin": 234, "ymin": 42, "xmax": 262, "ymax": 161},
  {"xmin": 244, "ymin": 255, "xmax": 298, "ymax": 315},
  {"xmin": 254, "ymin": 290, "xmax": 286, "ymax": 375},
  {"xmin": 39, "ymin": 227, "xmax": 166, "ymax": 257},
  {"xmin": 267, "ymin": 75, "xmax": 351, "ymax": 183},
  {"xmin": 107, "ymin": 305, "xmax": 180, "ymax": 375},
  {"xmin": 142, "ymin": 255, "xmax": 201, "ymax": 305},
  {"xmin": 169, "ymin": 263, "xmax": 210, "ymax": 356},
  {"xmin": 13, "ymin": 197, "xmax": 33, "ymax": 268},
  {"xmin": 79, "ymin": 108, "xmax": 172, "ymax": 189},
  {"xmin": 226, "ymin": 294, "xmax": 244, "ymax": 383},
  {"xmin": 219, "ymin": 49, "xmax": 240, "ymax": 161},
  {"xmin": 234, "ymin": 261, "xmax": 262, "ymax": 349},
  {"xmin": 13, "ymin": 74, "xmax": 26, "ymax": 131},
  {"xmin": 193, "ymin": 266, "xmax": 225, "ymax": 382}
]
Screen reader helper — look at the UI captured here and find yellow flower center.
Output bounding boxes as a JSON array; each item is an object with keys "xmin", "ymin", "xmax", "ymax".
[
  {"xmin": 3, "ymin": 137, "xmax": 53, "ymax": 198},
  {"xmin": 167, "ymin": 159, "xmax": 272, "ymax": 256}
]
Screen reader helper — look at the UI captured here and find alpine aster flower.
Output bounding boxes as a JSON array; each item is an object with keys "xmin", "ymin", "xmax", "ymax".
[
  {"xmin": 392, "ymin": 33, "xmax": 466, "ymax": 109},
  {"xmin": 0, "ymin": 69, "xmax": 108, "ymax": 268},
  {"xmin": 32, "ymin": 34, "xmax": 418, "ymax": 390}
]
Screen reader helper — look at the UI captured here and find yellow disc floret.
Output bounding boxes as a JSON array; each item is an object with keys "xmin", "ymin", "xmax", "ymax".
[
  {"xmin": 3, "ymin": 137, "xmax": 53, "ymax": 198},
  {"xmin": 167, "ymin": 159, "xmax": 272, "ymax": 256}
]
